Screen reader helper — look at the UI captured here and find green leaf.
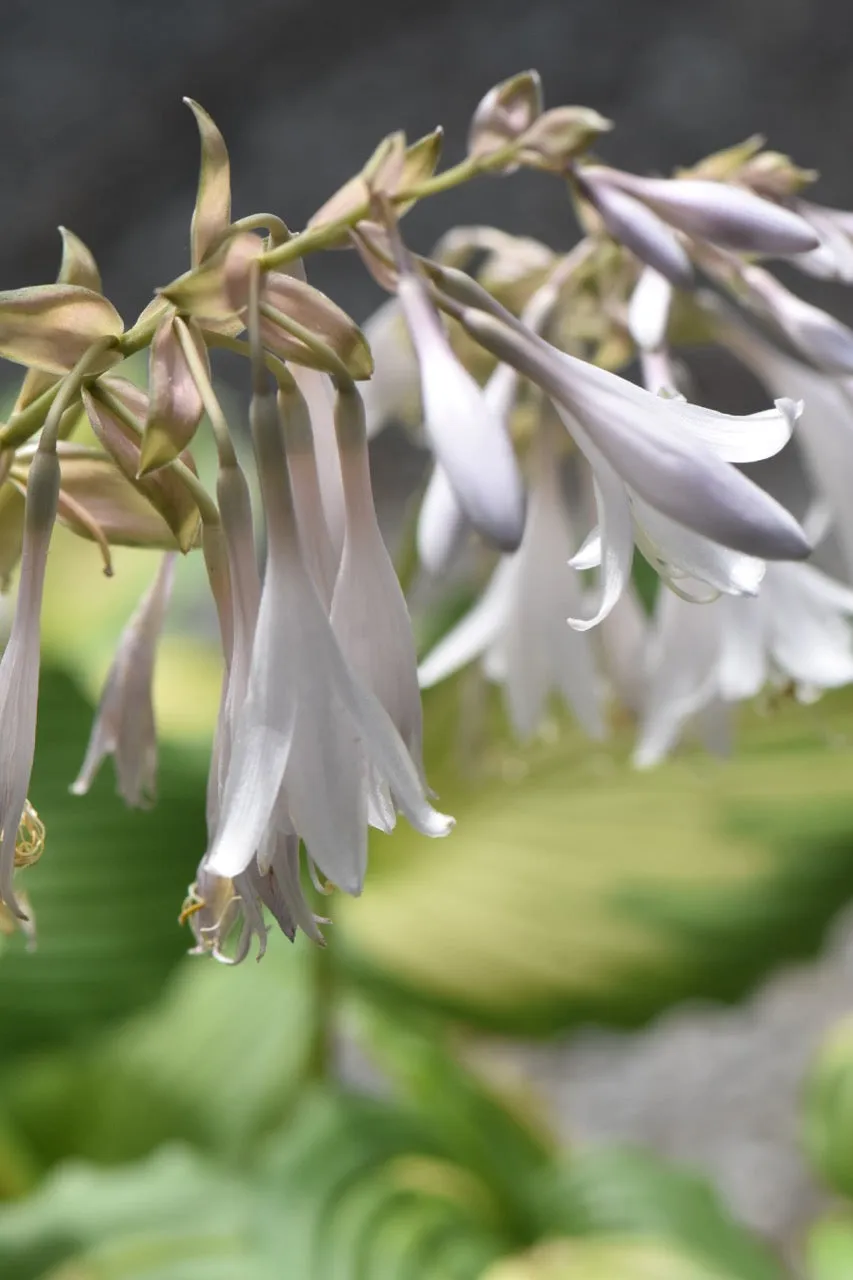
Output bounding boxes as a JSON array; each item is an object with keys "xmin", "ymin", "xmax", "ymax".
[
  {"xmin": 482, "ymin": 1236, "xmax": 733, "ymax": 1280},
  {"xmin": 350, "ymin": 1003, "xmax": 554, "ymax": 1241},
  {"xmin": 802, "ymin": 1016, "xmax": 853, "ymax": 1199},
  {"xmin": 2, "ymin": 932, "xmax": 316, "ymax": 1172},
  {"xmin": 0, "ymin": 667, "xmax": 207, "ymax": 1058},
  {"xmin": 535, "ymin": 1147, "xmax": 782, "ymax": 1280},
  {"xmin": 805, "ymin": 1215, "xmax": 853, "ymax": 1280},
  {"xmin": 340, "ymin": 684, "xmax": 853, "ymax": 1034},
  {"xmin": 0, "ymin": 1146, "xmax": 267, "ymax": 1280}
]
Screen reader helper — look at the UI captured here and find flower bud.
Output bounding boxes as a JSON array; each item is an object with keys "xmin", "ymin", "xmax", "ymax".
[
  {"xmin": 517, "ymin": 106, "xmax": 612, "ymax": 171},
  {"xmin": 580, "ymin": 172, "xmax": 693, "ymax": 287},
  {"xmin": 140, "ymin": 313, "xmax": 207, "ymax": 473},
  {"xmin": 467, "ymin": 70, "xmax": 543, "ymax": 166},
  {"xmin": 742, "ymin": 263, "xmax": 853, "ymax": 373},
  {"xmin": 0, "ymin": 284, "xmax": 122, "ymax": 374}
]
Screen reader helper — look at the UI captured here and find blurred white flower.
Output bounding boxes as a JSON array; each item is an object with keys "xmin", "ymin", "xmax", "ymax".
[
  {"xmin": 419, "ymin": 431, "xmax": 605, "ymax": 741},
  {"xmin": 635, "ymin": 562, "xmax": 853, "ymax": 767}
]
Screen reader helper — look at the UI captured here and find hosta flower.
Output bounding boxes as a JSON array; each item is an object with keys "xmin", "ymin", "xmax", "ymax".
[
  {"xmin": 715, "ymin": 312, "xmax": 853, "ymax": 584},
  {"xmin": 0, "ymin": 450, "xmax": 60, "ymax": 918},
  {"xmin": 740, "ymin": 264, "xmax": 853, "ymax": 374},
  {"xmin": 584, "ymin": 167, "xmax": 819, "ymax": 255},
  {"xmin": 419, "ymin": 432, "xmax": 604, "ymax": 740},
  {"xmin": 205, "ymin": 376, "xmax": 451, "ymax": 897},
  {"xmin": 635, "ymin": 561, "xmax": 853, "ymax": 767},
  {"xmin": 72, "ymin": 552, "xmax": 176, "ymax": 807},
  {"xmin": 460, "ymin": 306, "xmax": 809, "ymax": 624},
  {"xmin": 395, "ymin": 259, "xmax": 526, "ymax": 551},
  {"xmin": 788, "ymin": 199, "xmax": 853, "ymax": 283}
]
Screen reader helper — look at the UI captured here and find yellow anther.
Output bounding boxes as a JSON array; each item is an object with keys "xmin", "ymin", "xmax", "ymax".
[{"xmin": 14, "ymin": 800, "xmax": 45, "ymax": 870}]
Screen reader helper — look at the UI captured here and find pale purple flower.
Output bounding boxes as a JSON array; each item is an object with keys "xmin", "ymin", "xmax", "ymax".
[
  {"xmin": 395, "ymin": 267, "xmax": 526, "ymax": 551},
  {"xmin": 716, "ymin": 313, "xmax": 853, "ymax": 585},
  {"xmin": 740, "ymin": 264, "xmax": 853, "ymax": 374},
  {"xmin": 0, "ymin": 450, "xmax": 60, "ymax": 917},
  {"xmin": 635, "ymin": 561, "xmax": 853, "ymax": 767},
  {"xmin": 71, "ymin": 552, "xmax": 176, "ymax": 807},
  {"xmin": 586, "ymin": 168, "xmax": 819, "ymax": 255},
  {"xmin": 580, "ymin": 171, "xmax": 693, "ymax": 286},
  {"xmin": 460, "ymin": 306, "xmax": 807, "ymax": 625},
  {"xmin": 419, "ymin": 432, "xmax": 605, "ymax": 740},
  {"xmin": 205, "ymin": 377, "xmax": 451, "ymax": 895}
]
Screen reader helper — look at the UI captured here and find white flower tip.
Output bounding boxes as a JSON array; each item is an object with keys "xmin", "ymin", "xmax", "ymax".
[
  {"xmin": 569, "ymin": 529, "xmax": 602, "ymax": 571},
  {"xmin": 774, "ymin": 396, "xmax": 803, "ymax": 427},
  {"xmin": 68, "ymin": 778, "xmax": 90, "ymax": 797},
  {"xmin": 425, "ymin": 809, "xmax": 455, "ymax": 838}
]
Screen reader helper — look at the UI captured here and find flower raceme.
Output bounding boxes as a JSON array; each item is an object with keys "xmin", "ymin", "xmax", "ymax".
[{"xmin": 5, "ymin": 74, "xmax": 853, "ymax": 954}]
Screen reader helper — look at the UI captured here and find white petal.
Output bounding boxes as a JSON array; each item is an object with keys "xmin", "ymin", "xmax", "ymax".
[
  {"xmin": 673, "ymin": 397, "xmax": 800, "ymax": 463},
  {"xmin": 332, "ymin": 391, "xmax": 424, "ymax": 770},
  {"xmin": 581, "ymin": 176, "xmax": 693, "ymax": 286},
  {"xmin": 597, "ymin": 585, "xmax": 649, "ymax": 715},
  {"xmin": 282, "ymin": 387, "xmax": 338, "ymax": 611},
  {"xmin": 570, "ymin": 527, "xmax": 602, "ymax": 570},
  {"xmin": 628, "ymin": 267, "xmax": 673, "ymax": 351},
  {"xmin": 553, "ymin": 408, "xmax": 634, "ymax": 630},
  {"xmin": 417, "ymin": 463, "xmax": 469, "ymax": 576},
  {"xmin": 612, "ymin": 174, "xmax": 819, "ymax": 255},
  {"xmin": 396, "ymin": 275, "xmax": 526, "ymax": 550},
  {"xmin": 633, "ymin": 589, "xmax": 723, "ymax": 768},
  {"xmin": 503, "ymin": 434, "xmax": 605, "ymax": 738},
  {"xmin": 289, "ymin": 365, "xmax": 346, "ymax": 560},
  {"xmin": 360, "ymin": 297, "xmax": 421, "ymax": 438},
  {"xmin": 743, "ymin": 265, "xmax": 853, "ymax": 374},
  {"xmin": 418, "ymin": 558, "xmax": 515, "ymax": 688},
  {"xmin": 717, "ymin": 597, "xmax": 768, "ymax": 700},
  {"xmin": 630, "ymin": 494, "xmax": 766, "ymax": 597}
]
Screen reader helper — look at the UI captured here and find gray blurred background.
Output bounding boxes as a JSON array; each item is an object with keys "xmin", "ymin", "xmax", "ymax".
[{"xmin": 8, "ymin": 0, "xmax": 853, "ymax": 1254}]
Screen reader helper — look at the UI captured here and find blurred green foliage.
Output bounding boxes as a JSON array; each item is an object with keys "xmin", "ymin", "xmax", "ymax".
[{"xmin": 1, "ymin": 557, "xmax": 853, "ymax": 1275}]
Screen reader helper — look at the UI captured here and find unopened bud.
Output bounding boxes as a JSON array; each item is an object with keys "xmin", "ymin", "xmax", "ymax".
[
  {"xmin": 580, "ymin": 171, "xmax": 693, "ymax": 287},
  {"xmin": 742, "ymin": 263, "xmax": 853, "ymax": 373},
  {"xmin": 467, "ymin": 70, "xmax": 543, "ymax": 166},
  {"xmin": 517, "ymin": 106, "xmax": 612, "ymax": 171}
]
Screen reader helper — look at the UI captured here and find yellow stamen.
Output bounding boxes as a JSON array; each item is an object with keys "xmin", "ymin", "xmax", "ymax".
[{"xmin": 14, "ymin": 800, "xmax": 45, "ymax": 870}]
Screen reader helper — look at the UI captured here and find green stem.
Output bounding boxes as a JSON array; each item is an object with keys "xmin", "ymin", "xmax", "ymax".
[
  {"xmin": 259, "ymin": 143, "xmax": 519, "ymax": 273},
  {"xmin": 39, "ymin": 338, "xmax": 117, "ymax": 454}
]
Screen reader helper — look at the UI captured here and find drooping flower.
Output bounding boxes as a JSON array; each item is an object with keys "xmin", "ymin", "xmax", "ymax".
[
  {"xmin": 583, "ymin": 167, "xmax": 819, "ymax": 255},
  {"xmin": 205, "ymin": 375, "xmax": 451, "ymax": 897},
  {"xmin": 634, "ymin": 560, "xmax": 853, "ymax": 767},
  {"xmin": 71, "ymin": 553, "xmax": 176, "ymax": 807},
  {"xmin": 714, "ymin": 310, "xmax": 853, "ymax": 585},
  {"xmin": 394, "ymin": 256, "xmax": 527, "ymax": 552},
  {"xmin": 459, "ymin": 305, "xmax": 808, "ymax": 625},
  {"xmin": 0, "ymin": 450, "xmax": 60, "ymax": 918},
  {"xmin": 419, "ymin": 431, "xmax": 605, "ymax": 740}
]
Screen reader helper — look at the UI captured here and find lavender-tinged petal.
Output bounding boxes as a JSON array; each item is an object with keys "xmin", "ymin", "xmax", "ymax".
[
  {"xmin": 396, "ymin": 274, "xmax": 526, "ymax": 550},
  {"xmin": 503, "ymin": 435, "xmax": 605, "ymax": 738},
  {"xmin": 581, "ymin": 175, "xmax": 693, "ymax": 287},
  {"xmin": 550, "ymin": 405, "xmax": 634, "ymax": 629},
  {"xmin": 417, "ymin": 559, "xmax": 515, "ymax": 688},
  {"xmin": 417, "ymin": 462, "xmax": 469, "ymax": 575},
  {"xmin": 628, "ymin": 267, "xmax": 673, "ymax": 352},
  {"xmin": 743, "ymin": 265, "xmax": 853, "ymax": 374},
  {"xmin": 629, "ymin": 495, "xmax": 766, "ymax": 597},
  {"xmin": 674, "ymin": 397, "xmax": 800, "ymax": 463},
  {"xmin": 607, "ymin": 173, "xmax": 819, "ymax": 255},
  {"xmin": 633, "ymin": 589, "xmax": 723, "ymax": 769}
]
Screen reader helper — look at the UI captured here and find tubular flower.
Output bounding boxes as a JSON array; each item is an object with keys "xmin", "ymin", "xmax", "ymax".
[
  {"xmin": 0, "ymin": 451, "xmax": 60, "ymax": 919},
  {"xmin": 459, "ymin": 306, "xmax": 808, "ymax": 625},
  {"xmin": 419, "ymin": 432, "xmax": 605, "ymax": 741},
  {"xmin": 72, "ymin": 552, "xmax": 177, "ymax": 807},
  {"xmin": 205, "ymin": 376, "xmax": 452, "ymax": 900},
  {"xmin": 634, "ymin": 561, "xmax": 853, "ymax": 767}
]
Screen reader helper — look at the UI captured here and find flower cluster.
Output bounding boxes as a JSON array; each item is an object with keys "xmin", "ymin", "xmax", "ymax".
[{"xmin": 0, "ymin": 73, "xmax": 849, "ymax": 955}]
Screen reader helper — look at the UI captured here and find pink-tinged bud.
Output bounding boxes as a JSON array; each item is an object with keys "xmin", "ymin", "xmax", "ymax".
[
  {"xmin": 185, "ymin": 99, "xmax": 232, "ymax": 267},
  {"xmin": 580, "ymin": 172, "xmax": 693, "ymax": 287},
  {"xmin": 516, "ymin": 106, "xmax": 612, "ymax": 171},
  {"xmin": 741, "ymin": 264, "xmax": 853, "ymax": 374},
  {"xmin": 0, "ymin": 284, "xmax": 122, "ymax": 375},
  {"xmin": 140, "ymin": 313, "xmax": 207, "ymax": 473},
  {"xmin": 592, "ymin": 169, "xmax": 819, "ymax": 255},
  {"xmin": 71, "ymin": 553, "xmax": 176, "ymax": 807},
  {"xmin": 160, "ymin": 231, "xmax": 264, "ymax": 334},
  {"xmin": 260, "ymin": 274, "xmax": 374, "ymax": 379},
  {"xmin": 0, "ymin": 450, "xmax": 60, "ymax": 917}
]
